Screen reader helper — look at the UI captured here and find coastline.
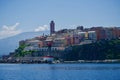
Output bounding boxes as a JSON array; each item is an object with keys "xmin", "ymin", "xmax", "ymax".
[{"xmin": 0, "ymin": 59, "xmax": 120, "ymax": 64}]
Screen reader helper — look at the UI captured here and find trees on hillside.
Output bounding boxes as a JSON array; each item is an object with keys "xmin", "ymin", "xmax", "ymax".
[{"xmin": 65, "ymin": 39, "xmax": 120, "ymax": 60}]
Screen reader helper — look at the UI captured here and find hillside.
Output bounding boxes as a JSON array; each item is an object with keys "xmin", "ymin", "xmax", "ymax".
[
  {"xmin": 13, "ymin": 39, "xmax": 120, "ymax": 61},
  {"xmin": 65, "ymin": 39, "xmax": 120, "ymax": 60},
  {"xmin": 0, "ymin": 31, "xmax": 49, "ymax": 55}
]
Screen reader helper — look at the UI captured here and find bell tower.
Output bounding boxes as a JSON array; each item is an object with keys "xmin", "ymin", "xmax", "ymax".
[{"xmin": 50, "ymin": 20, "xmax": 55, "ymax": 35}]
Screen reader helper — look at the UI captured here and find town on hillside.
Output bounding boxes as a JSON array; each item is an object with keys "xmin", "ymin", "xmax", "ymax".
[{"xmin": 1, "ymin": 21, "xmax": 120, "ymax": 63}]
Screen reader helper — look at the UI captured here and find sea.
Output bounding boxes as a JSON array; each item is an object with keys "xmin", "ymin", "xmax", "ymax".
[{"xmin": 0, "ymin": 63, "xmax": 120, "ymax": 80}]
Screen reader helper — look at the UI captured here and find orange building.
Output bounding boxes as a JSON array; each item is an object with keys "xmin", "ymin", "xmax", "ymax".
[
  {"xmin": 112, "ymin": 27, "xmax": 120, "ymax": 39},
  {"xmin": 91, "ymin": 27, "xmax": 106, "ymax": 40}
]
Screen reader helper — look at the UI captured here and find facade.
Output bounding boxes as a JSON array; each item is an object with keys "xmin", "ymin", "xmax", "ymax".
[
  {"xmin": 91, "ymin": 27, "xmax": 120, "ymax": 40},
  {"xmin": 65, "ymin": 35, "xmax": 72, "ymax": 46},
  {"xmin": 105, "ymin": 28, "xmax": 113, "ymax": 40},
  {"xmin": 90, "ymin": 27, "xmax": 106, "ymax": 40},
  {"xmin": 112, "ymin": 27, "xmax": 120, "ymax": 39},
  {"xmin": 78, "ymin": 32, "xmax": 86, "ymax": 40},
  {"xmin": 24, "ymin": 40, "xmax": 40, "ymax": 51},
  {"xmin": 38, "ymin": 41, "xmax": 44, "ymax": 48},
  {"xmin": 88, "ymin": 31, "xmax": 97, "ymax": 40},
  {"xmin": 53, "ymin": 37, "xmax": 66, "ymax": 47},
  {"xmin": 73, "ymin": 34, "xmax": 80, "ymax": 44}
]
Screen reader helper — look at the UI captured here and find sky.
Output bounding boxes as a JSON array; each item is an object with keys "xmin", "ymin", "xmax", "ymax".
[{"xmin": 0, "ymin": 0, "xmax": 120, "ymax": 39}]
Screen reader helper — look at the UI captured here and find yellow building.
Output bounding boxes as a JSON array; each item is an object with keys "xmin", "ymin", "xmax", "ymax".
[{"xmin": 85, "ymin": 32, "xmax": 88, "ymax": 39}]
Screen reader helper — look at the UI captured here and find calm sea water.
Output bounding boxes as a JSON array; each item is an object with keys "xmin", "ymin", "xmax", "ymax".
[{"xmin": 0, "ymin": 63, "xmax": 120, "ymax": 80}]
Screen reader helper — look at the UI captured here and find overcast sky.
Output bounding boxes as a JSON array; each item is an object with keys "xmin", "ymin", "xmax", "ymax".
[{"xmin": 0, "ymin": 0, "xmax": 120, "ymax": 39}]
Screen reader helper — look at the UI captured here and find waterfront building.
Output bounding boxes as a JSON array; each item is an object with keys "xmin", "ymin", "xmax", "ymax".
[{"xmin": 42, "ymin": 56, "xmax": 54, "ymax": 62}]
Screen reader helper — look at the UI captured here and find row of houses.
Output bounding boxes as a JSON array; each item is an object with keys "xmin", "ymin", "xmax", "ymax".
[
  {"xmin": 19, "ymin": 26, "xmax": 120, "ymax": 52},
  {"xmin": 90, "ymin": 27, "xmax": 120, "ymax": 40}
]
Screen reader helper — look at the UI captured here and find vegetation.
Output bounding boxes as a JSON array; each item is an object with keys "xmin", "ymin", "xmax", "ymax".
[
  {"xmin": 15, "ymin": 44, "xmax": 36, "ymax": 57},
  {"xmin": 14, "ymin": 39, "xmax": 120, "ymax": 61},
  {"xmin": 65, "ymin": 39, "xmax": 120, "ymax": 60}
]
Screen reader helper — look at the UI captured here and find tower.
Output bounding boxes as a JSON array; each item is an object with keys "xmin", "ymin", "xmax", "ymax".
[{"xmin": 50, "ymin": 20, "xmax": 55, "ymax": 35}]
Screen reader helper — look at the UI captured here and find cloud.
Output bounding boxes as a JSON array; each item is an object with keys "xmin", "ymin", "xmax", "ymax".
[
  {"xmin": 34, "ymin": 25, "xmax": 49, "ymax": 32},
  {"xmin": 0, "ymin": 23, "xmax": 22, "ymax": 39}
]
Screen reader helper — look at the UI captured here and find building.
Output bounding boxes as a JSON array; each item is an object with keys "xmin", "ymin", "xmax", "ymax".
[
  {"xmin": 88, "ymin": 31, "xmax": 97, "ymax": 40},
  {"xmin": 50, "ymin": 20, "xmax": 55, "ymax": 35},
  {"xmin": 112, "ymin": 27, "xmax": 120, "ymax": 39},
  {"xmin": 104, "ymin": 28, "xmax": 113, "ymax": 40},
  {"xmin": 78, "ymin": 32, "xmax": 86, "ymax": 40},
  {"xmin": 53, "ymin": 37, "xmax": 66, "ymax": 47},
  {"xmin": 73, "ymin": 34, "xmax": 80, "ymax": 44},
  {"xmin": 90, "ymin": 27, "xmax": 106, "ymax": 40},
  {"xmin": 90, "ymin": 27, "xmax": 120, "ymax": 40},
  {"xmin": 24, "ymin": 40, "xmax": 40, "ymax": 51},
  {"xmin": 76, "ymin": 26, "xmax": 84, "ymax": 30},
  {"xmin": 42, "ymin": 56, "xmax": 54, "ymax": 62}
]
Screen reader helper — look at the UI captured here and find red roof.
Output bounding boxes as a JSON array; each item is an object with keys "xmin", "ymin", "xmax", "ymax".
[{"xmin": 42, "ymin": 56, "xmax": 54, "ymax": 58}]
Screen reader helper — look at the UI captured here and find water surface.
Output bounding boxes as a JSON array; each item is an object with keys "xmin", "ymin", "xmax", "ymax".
[{"xmin": 0, "ymin": 63, "xmax": 120, "ymax": 80}]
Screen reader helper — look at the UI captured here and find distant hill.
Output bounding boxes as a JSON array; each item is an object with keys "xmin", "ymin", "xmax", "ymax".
[{"xmin": 0, "ymin": 31, "xmax": 49, "ymax": 55}]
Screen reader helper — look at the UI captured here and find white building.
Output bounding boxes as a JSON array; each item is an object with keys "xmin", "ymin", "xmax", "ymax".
[
  {"xmin": 78, "ymin": 32, "xmax": 86, "ymax": 39},
  {"xmin": 24, "ymin": 40, "xmax": 40, "ymax": 51},
  {"xmin": 42, "ymin": 56, "xmax": 54, "ymax": 62}
]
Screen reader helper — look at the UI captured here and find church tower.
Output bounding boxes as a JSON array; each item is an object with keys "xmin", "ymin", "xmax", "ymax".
[{"xmin": 50, "ymin": 20, "xmax": 55, "ymax": 35}]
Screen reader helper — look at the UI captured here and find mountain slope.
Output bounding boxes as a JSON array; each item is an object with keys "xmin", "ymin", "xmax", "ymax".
[{"xmin": 0, "ymin": 31, "xmax": 49, "ymax": 55}]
